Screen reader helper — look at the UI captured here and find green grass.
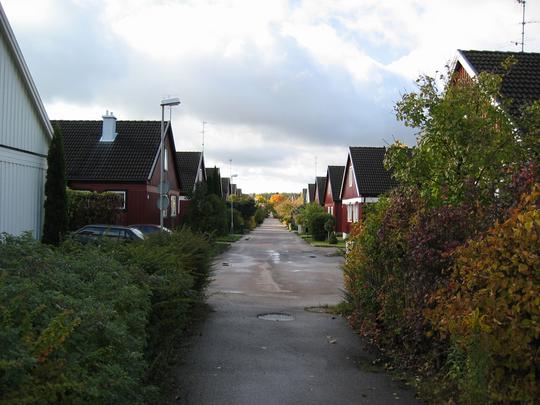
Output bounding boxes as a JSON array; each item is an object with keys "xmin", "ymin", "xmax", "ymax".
[
  {"xmin": 298, "ymin": 233, "xmax": 346, "ymax": 248},
  {"xmin": 215, "ymin": 233, "xmax": 244, "ymax": 243}
]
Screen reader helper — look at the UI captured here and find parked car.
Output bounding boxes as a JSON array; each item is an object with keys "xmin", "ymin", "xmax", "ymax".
[
  {"xmin": 129, "ymin": 224, "xmax": 172, "ymax": 236},
  {"xmin": 72, "ymin": 224, "xmax": 145, "ymax": 244}
]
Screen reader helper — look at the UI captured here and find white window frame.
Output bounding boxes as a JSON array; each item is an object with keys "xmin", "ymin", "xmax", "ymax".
[
  {"xmin": 108, "ymin": 190, "xmax": 126, "ymax": 210},
  {"xmin": 171, "ymin": 195, "xmax": 177, "ymax": 217},
  {"xmin": 353, "ymin": 203, "xmax": 358, "ymax": 222},
  {"xmin": 348, "ymin": 165, "xmax": 352, "ymax": 187},
  {"xmin": 347, "ymin": 204, "xmax": 352, "ymax": 223},
  {"xmin": 164, "ymin": 147, "xmax": 169, "ymax": 171}
]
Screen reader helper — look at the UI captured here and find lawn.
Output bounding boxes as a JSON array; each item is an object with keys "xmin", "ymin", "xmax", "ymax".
[{"xmin": 298, "ymin": 233, "xmax": 346, "ymax": 248}]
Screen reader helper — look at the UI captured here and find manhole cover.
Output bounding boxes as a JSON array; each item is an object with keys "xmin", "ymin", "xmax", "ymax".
[
  {"xmin": 257, "ymin": 313, "xmax": 294, "ymax": 321},
  {"xmin": 309, "ymin": 255, "xmax": 316, "ymax": 258}
]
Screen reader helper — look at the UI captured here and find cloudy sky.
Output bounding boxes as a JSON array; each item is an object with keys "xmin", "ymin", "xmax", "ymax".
[{"xmin": 3, "ymin": 0, "xmax": 540, "ymax": 193}]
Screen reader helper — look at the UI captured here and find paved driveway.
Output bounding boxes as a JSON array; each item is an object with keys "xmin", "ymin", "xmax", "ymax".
[{"xmin": 170, "ymin": 218, "xmax": 419, "ymax": 405}]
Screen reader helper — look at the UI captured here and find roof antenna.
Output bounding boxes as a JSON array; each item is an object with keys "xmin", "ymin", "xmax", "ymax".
[
  {"xmin": 513, "ymin": 1, "xmax": 539, "ymax": 52},
  {"xmin": 201, "ymin": 121, "xmax": 207, "ymax": 154},
  {"xmin": 315, "ymin": 156, "xmax": 318, "ymax": 178}
]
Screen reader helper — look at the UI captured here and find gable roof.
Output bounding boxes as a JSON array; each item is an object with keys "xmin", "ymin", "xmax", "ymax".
[
  {"xmin": 307, "ymin": 183, "xmax": 316, "ymax": 203},
  {"xmin": 457, "ymin": 50, "xmax": 540, "ymax": 118},
  {"xmin": 54, "ymin": 120, "xmax": 174, "ymax": 182},
  {"xmin": 221, "ymin": 177, "xmax": 230, "ymax": 196},
  {"xmin": 326, "ymin": 166, "xmax": 345, "ymax": 201},
  {"xmin": 344, "ymin": 146, "xmax": 397, "ymax": 197},
  {"xmin": 175, "ymin": 151, "xmax": 204, "ymax": 193},
  {"xmin": 315, "ymin": 176, "xmax": 326, "ymax": 205},
  {"xmin": 0, "ymin": 3, "xmax": 52, "ymax": 138}
]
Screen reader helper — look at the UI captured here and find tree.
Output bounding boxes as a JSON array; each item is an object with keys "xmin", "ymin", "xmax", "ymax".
[
  {"xmin": 268, "ymin": 193, "xmax": 285, "ymax": 205},
  {"xmin": 184, "ymin": 183, "xmax": 228, "ymax": 235},
  {"xmin": 386, "ymin": 67, "xmax": 532, "ymax": 205},
  {"xmin": 206, "ymin": 166, "xmax": 222, "ymax": 197},
  {"xmin": 42, "ymin": 124, "xmax": 68, "ymax": 245}
]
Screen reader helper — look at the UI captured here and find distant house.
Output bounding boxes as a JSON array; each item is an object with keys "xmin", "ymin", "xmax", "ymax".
[
  {"xmin": 54, "ymin": 115, "xmax": 183, "ymax": 228},
  {"xmin": 302, "ymin": 188, "xmax": 307, "ymax": 204},
  {"xmin": 0, "ymin": 4, "xmax": 53, "ymax": 238},
  {"xmin": 453, "ymin": 50, "xmax": 540, "ymax": 119},
  {"xmin": 314, "ymin": 176, "xmax": 326, "ymax": 206},
  {"xmin": 340, "ymin": 146, "xmax": 397, "ymax": 237},
  {"xmin": 206, "ymin": 167, "xmax": 222, "ymax": 198},
  {"xmin": 237, "ymin": 188, "xmax": 242, "ymax": 196},
  {"xmin": 323, "ymin": 166, "xmax": 345, "ymax": 233},
  {"xmin": 230, "ymin": 183, "xmax": 237, "ymax": 196},
  {"xmin": 221, "ymin": 177, "xmax": 231, "ymax": 200},
  {"xmin": 175, "ymin": 151, "xmax": 206, "ymax": 217},
  {"xmin": 307, "ymin": 183, "xmax": 316, "ymax": 204}
]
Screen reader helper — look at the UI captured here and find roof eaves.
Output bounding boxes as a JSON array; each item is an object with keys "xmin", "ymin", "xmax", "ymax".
[
  {"xmin": 0, "ymin": 4, "xmax": 53, "ymax": 139},
  {"xmin": 456, "ymin": 49, "xmax": 478, "ymax": 79}
]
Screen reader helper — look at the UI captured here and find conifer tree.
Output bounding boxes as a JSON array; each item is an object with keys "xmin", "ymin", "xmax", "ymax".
[{"xmin": 42, "ymin": 124, "xmax": 68, "ymax": 245}]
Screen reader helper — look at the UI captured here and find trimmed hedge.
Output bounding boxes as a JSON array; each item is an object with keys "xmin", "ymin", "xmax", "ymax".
[
  {"xmin": 0, "ymin": 226, "xmax": 213, "ymax": 403},
  {"xmin": 67, "ymin": 189, "xmax": 122, "ymax": 231}
]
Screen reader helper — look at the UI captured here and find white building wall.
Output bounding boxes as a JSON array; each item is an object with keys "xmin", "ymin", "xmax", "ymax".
[
  {"xmin": 0, "ymin": 147, "xmax": 46, "ymax": 238},
  {"xmin": 0, "ymin": 32, "xmax": 49, "ymax": 155},
  {"xmin": 0, "ymin": 9, "xmax": 50, "ymax": 238}
]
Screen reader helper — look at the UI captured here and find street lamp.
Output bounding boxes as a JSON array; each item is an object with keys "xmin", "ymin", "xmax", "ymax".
[
  {"xmin": 160, "ymin": 97, "xmax": 180, "ymax": 230},
  {"xmin": 230, "ymin": 173, "xmax": 238, "ymax": 233}
]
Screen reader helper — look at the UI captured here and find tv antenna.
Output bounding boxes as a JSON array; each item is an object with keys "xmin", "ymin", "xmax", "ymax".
[
  {"xmin": 201, "ymin": 121, "xmax": 207, "ymax": 153},
  {"xmin": 513, "ymin": 0, "xmax": 539, "ymax": 52}
]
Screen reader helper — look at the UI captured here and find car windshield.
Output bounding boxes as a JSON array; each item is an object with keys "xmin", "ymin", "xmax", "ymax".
[{"xmin": 131, "ymin": 228, "xmax": 145, "ymax": 239}]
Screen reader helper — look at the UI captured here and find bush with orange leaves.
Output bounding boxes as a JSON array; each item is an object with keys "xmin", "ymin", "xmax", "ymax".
[{"xmin": 426, "ymin": 185, "xmax": 540, "ymax": 403}]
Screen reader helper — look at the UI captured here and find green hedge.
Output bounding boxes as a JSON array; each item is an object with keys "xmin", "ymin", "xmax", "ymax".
[
  {"xmin": 67, "ymin": 189, "xmax": 122, "ymax": 231},
  {"xmin": 0, "ymin": 226, "xmax": 213, "ymax": 403}
]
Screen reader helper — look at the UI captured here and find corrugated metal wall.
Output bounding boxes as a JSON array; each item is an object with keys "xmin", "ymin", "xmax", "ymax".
[
  {"xmin": 0, "ymin": 31, "xmax": 49, "ymax": 155},
  {"xmin": 1, "ymin": 26, "xmax": 49, "ymax": 238},
  {"xmin": 0, "ymin": 148, "xmax": 46, "ymax": 238}
]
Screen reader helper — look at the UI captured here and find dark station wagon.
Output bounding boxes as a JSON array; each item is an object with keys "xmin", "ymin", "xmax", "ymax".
[{"xmin": 72, "ymin": 224, "xmax": 145, "ymax": 244}]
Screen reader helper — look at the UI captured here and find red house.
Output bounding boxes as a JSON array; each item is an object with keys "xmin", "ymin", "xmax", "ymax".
[
  {"xmin": 340, "ymin": 146, "xmax": 397, "ymax": 237},
  {"xmin": 323, "ymin": 166, "xmax": 345, "ymax": 233},
  {"xmin": 313, "ymin": 176, "xmax": 326, "ymax": 206},
  {"xmin": 307, "ymin": 183, "xmax": 316, "ymax": 204},
  {"xmin": 175, "ymin": 151, "xmax": 206, "ymax": 218},
  {"xmin": 453, "ymin": 50, "xmax": 540, "ymax": 119},
  {"xmin": 55, "ymin": 114, "xmax": 183, "ymax": 228}
]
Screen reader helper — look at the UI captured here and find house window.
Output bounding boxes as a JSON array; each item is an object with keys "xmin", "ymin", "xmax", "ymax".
[
  {"xmin": 348, "ymin": 166, "xmax": 352, "ymax": 187},
  {"xmin": 347, "ymin": 204, "xmax": 352, "ymax": 223},
  {"xmin": 353, "ymin": 203, "xmax": 358, "ymax": 222},
  {"xmin": 171, "ymin": 195, "xmax": 177, "ymax": 217},
  {"xmin": 164, "ymin": 147, "xmax": 169, "ymax": 171},
  {"xmin": 108, "ymin": 191, "xmax": 126, "ymax": 210}
]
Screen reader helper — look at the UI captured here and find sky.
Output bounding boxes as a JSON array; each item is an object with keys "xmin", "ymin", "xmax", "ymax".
[{"xmin": 3, "ymin": 0, "xmax": 540, "ymax": 193}]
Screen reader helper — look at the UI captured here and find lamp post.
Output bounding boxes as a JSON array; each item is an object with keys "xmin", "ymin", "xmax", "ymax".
[
  {"xmin": 230, "ymin": 173, "xmax": 238, "ymax": 233},
  {"xmin": 160, "ymin": 97, "xmax": 180, "ymax": 230}
]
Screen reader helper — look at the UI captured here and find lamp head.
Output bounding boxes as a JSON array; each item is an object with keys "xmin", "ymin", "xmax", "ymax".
[{"xmin": 160, "ymin": 97, "xmax": 181, "ymax": 107}]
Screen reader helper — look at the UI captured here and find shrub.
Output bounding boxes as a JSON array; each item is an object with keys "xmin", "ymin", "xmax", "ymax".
[
  {"xmin": 427, "ymin": 186, "xmax": 540, "ymax": 403},
  {"xmin": 295, "ymin": 203, "xmax": 324, "ymax": 233},
  {"xmin": 309, "ymin": 212, "xmax": 333, "ymax": 241},
  {"xmin": 67, "ymin": 189, "xmax": 122, "ymax": 231},
  {"xmin": 185, "ymin": 183, "xmax": 228, "ymax": 236},
  {"xmin": 0, "ymin": 234, "xmax": 151, "ymax": 404},
  {"xmin": 254, "ymin": 206, "xmax": 267, "ymax": 225},
  {"xmin": 0, "ymin": 226, "xmax": 213, "ymax": 404},
  {"xmin": 328, "ymin": 232, "xmax": 338, "ymax": 244}
]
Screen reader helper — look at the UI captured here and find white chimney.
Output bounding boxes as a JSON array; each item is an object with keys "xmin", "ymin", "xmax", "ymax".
[{"xmin": 100, "ymin": 110, "xmax": 117, "ymax": 142}]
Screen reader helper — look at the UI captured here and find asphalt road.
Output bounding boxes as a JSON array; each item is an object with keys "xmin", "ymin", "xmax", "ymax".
[{"xmin": 170, "ymin": 218, "xmax": 419, "ymax": 405}]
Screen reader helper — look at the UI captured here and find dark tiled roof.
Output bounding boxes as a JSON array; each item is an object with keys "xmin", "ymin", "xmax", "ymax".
[
  {"xmin": 206, "ymin": 167, "xmax": 220, "ymax": 178},
  {"xmin": 350, "ymin": 146, "xmax": 397, "ymax": 196},
  {"xmin": 308, "ymin": 183, "xmax": 316, "ymax": 203},
  {"xmin": 175, "ymin": 151, "xmax": 202, "ymax": 193},
  {"xmin": 327, "ymin": 166, "xmax": 345, "ymax": 201},
  {"xmin": 53, "ymin": 120, "xmax": 164, "ymax": 182},
  {"xmin": 315, "ymin": 176, "xmax": 326, "ymax": 205},
  {"xmin": 460, "ymin": 50, "xmax": 540, "ymax": 117},
  {"xmin": 221, "ymin": 177, "xmax": 230, "ymax": 196}
]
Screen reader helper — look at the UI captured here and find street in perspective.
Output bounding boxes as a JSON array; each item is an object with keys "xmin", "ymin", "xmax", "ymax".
[{"xmin": 171, "ymin": 219, "xmax": 419, "ymax": 405}]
